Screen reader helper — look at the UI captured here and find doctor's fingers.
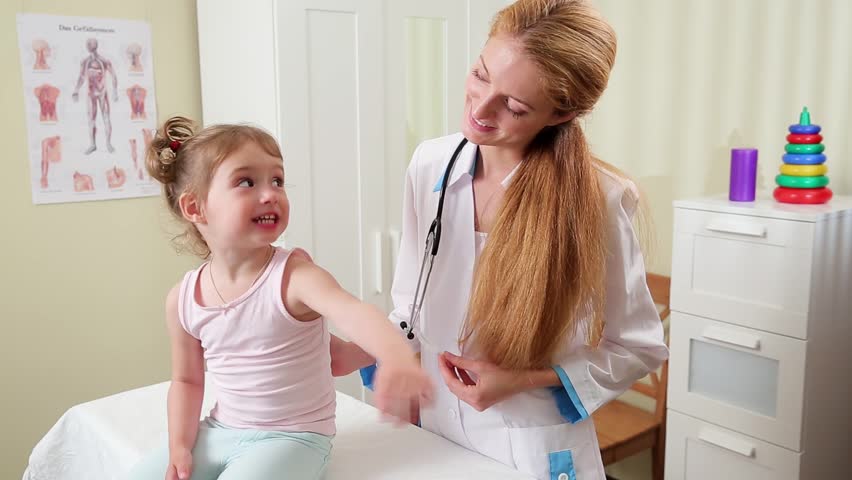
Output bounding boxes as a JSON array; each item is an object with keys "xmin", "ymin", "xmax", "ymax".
[
  {"xmin": 442, "ymin": 351, "xmax": 486, "ymax": 374},
  {"xmin": 438, "ymin": 355, "xmax": 475, "ymax": 400}
]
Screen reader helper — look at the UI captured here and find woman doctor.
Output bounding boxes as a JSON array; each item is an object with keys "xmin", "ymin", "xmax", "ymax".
[{"xmin": 332, "ymin": 0, "xmax": 668, "ymax": 478}]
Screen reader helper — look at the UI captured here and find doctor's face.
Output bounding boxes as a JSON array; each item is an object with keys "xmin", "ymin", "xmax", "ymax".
[{"xmin": 461, "ymin": 35, "xmax": 572, "ymax": 152}]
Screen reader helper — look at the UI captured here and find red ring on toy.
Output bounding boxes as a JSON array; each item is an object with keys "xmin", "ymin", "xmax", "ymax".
[
  {"xmin": 786, "ymin": 133, "xmax": 823, "ymax": 144},
  {"xmin": 773, "ymin": 186, "xmax": 833, "ymax": 204}
]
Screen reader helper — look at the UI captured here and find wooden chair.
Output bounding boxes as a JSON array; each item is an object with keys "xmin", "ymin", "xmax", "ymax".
[{"xmin": 594, "ymin": 273, "xmax": 670, "ymax": 480}]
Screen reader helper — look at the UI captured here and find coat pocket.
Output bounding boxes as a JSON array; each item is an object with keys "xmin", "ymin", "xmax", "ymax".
[{"xmin": 507, "ymin": 420, "xmax": 604, "ymax": 480}]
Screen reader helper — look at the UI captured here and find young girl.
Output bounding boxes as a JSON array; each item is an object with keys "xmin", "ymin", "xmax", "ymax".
[{"xmin": 128, "ymin": 116, "xmax": 433, "ymax": 480}]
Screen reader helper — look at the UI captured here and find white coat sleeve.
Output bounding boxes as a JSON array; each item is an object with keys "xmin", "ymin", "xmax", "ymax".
[
  {"xmin": 387, "ymin": 146, "xmax": 424, "ymax": 353},
  {"xmin": 360, "ymin": 145, "xmax": 423, "ymax": 389},
  {"xmin": 550, "ymin": 181, "xmax": 669, "ymax": 423}
]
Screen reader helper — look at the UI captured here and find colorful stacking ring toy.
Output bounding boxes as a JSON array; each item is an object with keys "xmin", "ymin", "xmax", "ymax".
[{"xmin": 775, "ymin": 107, "xmax": 832, "ymax": 204}]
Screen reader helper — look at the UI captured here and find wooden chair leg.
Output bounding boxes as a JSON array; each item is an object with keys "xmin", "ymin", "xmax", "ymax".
[{"xmin": 652, "ymin": 426, "xmax": 666, "ymax": 480}]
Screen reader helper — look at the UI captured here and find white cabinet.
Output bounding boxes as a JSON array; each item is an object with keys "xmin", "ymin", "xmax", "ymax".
[
  {"xmin": 196, "ymin": 0, "xmax": 512, "ymax": 399},
  {"xmin": 666, "ymin": 195, "xmax": 852, "ymax": 479},
  {"xmin": 668, "ymin": 312, "xmax": 806, "ymax": 450},
  {"xmin": 665, "ymin": 410, "xmax": 801, "ymax": 480}
]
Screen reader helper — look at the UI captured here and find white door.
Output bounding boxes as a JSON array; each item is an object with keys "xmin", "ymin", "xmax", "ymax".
[
  {"xmin": 384, "ymin": 0, "xmax": 513, "ymax": 277},
  {"xmin": 276, "ymin": 0, "xmax": 386, "ymax": 398},
  {"xmin": 279, "ymin": 0, "xmax": 511, "ymax": 399}
]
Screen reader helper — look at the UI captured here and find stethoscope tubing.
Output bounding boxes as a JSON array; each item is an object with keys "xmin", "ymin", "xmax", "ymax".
[{"xmin": 401, "ymin": 138, "xmax": 469, "ymax": 339}]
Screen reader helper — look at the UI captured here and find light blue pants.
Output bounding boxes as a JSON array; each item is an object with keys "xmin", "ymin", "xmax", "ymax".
[{"xmin": 127, "ymin": 418, "xmax": 332, "ymax": 480}]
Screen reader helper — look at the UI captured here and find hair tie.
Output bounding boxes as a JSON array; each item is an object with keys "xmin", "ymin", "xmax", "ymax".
[{"xmin": 169, "ymin": 140, "xmax": 182, "ymax": 151}]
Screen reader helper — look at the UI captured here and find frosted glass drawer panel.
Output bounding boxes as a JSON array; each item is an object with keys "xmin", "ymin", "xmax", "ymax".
[
  {"xmin": 665, "ymin": 410, "xmax": 801, "ymax": 480},
  {"xmin": 668, "ymin": 313, "xmax": 806, "ymax": 450},
  {"xmin": 689, "ymin": 340, "xmax": 779, "ymax": 417},
  {"xmin": 671, "ymin": 208, "xmax": 814, "ymax": 339}
]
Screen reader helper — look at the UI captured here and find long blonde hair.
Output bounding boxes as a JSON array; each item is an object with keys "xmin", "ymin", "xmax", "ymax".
[
  {"xmin": 146, "ymin": 116, "xmax": 282, "ymax": 258},
  {"xmin": 461, "ymin": 0, "xmax": 618, "ymax": 370}
]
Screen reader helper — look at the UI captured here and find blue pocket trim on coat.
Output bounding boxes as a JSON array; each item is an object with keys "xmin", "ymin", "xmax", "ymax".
[
  {"xmin": 549, "ymin": 449, "xmax": 577, "ymax": 480},
  {"xmin": 550, "ymin": 366, "xmax": 589, "ymax": 424}
]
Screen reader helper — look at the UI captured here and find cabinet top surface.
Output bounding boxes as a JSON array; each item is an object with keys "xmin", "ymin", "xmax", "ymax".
[{"xmin": 674, "ymin": 193, "xmax": 852, "ymax": 222}]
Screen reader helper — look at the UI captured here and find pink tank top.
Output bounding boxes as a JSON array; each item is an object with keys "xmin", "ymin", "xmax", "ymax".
[{"xmin": 177, "ymin": 247, "xmax": 336, "ymax": 435}]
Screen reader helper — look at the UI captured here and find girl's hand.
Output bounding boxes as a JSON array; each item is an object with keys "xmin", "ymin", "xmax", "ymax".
[
  {"xmin": 438, "ymin": 351, "xmax": 526, "ymax": 412},
  {"xmin": 165, "ymin": 447, "xmax": 193, "ymax": 480},
  {"xmin": 373, "ymin": 358, "xmax": 433, "ymax": 425}
]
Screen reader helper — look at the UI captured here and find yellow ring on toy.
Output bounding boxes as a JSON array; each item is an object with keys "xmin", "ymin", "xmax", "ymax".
[{"xmin": 779, "ymin": 164, "xmax": 828, "ymax": 176}]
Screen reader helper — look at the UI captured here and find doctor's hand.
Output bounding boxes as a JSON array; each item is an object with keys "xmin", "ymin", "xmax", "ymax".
[
  {"xmin": 439, "ymin": 352, "xmax": 526, "ymax": 412},
  {"xmin": 373, "ymin": 359, "xmax": 434, "ymax": 426}
]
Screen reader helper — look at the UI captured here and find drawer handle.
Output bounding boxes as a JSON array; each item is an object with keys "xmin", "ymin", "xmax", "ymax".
[
  {"xmin": 702, "ymin": 327, "xmax": 761, "ymax": 350},
  {"xmin": 699, "ymin": 429, "xmax": 756, "ymax": 458},
  {"xmin": 705, "ymin": 220, "xmax": 767, "ymax": 238}
]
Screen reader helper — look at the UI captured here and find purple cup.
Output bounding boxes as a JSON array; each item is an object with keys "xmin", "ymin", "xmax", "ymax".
[{"xmin": 729, "ymin": 148, "xmax": 758, "ymax": 202}]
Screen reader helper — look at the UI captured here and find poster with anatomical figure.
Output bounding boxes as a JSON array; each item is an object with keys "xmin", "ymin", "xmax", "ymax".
[{"xmin": 16, "ymin": 13, "xmax": 159, "ymax": 204}]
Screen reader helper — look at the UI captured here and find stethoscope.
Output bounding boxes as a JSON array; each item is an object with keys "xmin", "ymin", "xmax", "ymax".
[{"xmin": 399, "ymin": 137, "xmax": 469, "ymax": 340}]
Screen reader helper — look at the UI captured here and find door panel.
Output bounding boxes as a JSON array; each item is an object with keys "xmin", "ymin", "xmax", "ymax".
[{"xmin": 277, "ymin": 0, "xmax": 385, "ymax": 399}]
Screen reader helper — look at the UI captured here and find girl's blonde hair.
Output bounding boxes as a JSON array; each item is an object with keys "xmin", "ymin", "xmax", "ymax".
[
  {"xmin": 461, "ymin": 0, "xmax": 620, "ymax": 370},
  {"xmin": 146, "ymin": 116, "xmax": 282, "ymax": 258}
]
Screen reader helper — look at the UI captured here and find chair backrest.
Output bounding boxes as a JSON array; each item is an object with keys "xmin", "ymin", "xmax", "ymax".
[{"xmin": 628, "ymin": 273, "xmax": 671, "ymax": 423}]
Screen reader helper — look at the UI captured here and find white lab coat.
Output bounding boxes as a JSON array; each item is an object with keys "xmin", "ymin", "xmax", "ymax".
[{"xmin": 387, "ymin": 133, "xmax": 668, "ymax": 480}]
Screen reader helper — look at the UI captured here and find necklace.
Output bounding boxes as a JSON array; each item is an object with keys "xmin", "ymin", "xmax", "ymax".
[{"xmin": 209, "ymin": 245, "xmax": 275, "ymax": 304}]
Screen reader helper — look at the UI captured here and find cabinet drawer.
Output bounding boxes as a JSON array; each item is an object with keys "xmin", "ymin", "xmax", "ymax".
[
  {"xmin": 670, "ymin": 208, "xmax": 814, "ymax": 339},
  {"xmin": 668, "ymin": 313, "xmax": 806, "ymax": 450},
  {"xmin": 665, "ymin": 409, "xmax": 801, "ymax": 480}
]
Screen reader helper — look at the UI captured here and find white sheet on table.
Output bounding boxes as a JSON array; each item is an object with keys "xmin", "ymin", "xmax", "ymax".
[{"xmin": 23, "ymin": 380, "xmax": 533, "ymax": 479}]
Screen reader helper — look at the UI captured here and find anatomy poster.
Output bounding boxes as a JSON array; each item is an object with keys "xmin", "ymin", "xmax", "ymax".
[{"xmin": 16, "ymin": 13, "xmax": 159, "ymax": 204}]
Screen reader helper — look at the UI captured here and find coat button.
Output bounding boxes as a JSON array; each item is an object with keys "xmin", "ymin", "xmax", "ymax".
[
  {"xmin": 558, "ymin": 474, "xmax": 569, "ymax": 480},
  {"xmin": 449, "ymin": 409, "xmax": 457, "ymax": 420}
]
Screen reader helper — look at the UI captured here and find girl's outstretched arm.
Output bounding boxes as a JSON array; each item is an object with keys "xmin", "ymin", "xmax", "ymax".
[
  {"xmin": 285, "ymin": 253, "xmax": 433, "ymax": 421},
  {"xmin": 329, "ymin": 334, "xmax": 375, "ymax": 377}
]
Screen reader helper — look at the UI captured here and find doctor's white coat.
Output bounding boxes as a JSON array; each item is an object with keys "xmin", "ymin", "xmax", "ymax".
[{"xmin": 365, "ymin": 133, "xmax": 668, "ymax": 480}]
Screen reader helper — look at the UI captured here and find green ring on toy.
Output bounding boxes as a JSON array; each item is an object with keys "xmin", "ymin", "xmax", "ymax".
[
  {"xmin": 785, "ymin": 143, "xmax": 825, "ymax": 154},
  {"xmin": 775, "ymin": 174, "xmax": 829, "ymax": 188},
  {"xmin": 773, "ymin": 186, "xmax": 833, "ymax": 204}
]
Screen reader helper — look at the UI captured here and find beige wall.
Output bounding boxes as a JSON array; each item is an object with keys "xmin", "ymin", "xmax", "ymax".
[{"xmin": 1, "ymin": 1, "xmax": 202, "ymax": 477}]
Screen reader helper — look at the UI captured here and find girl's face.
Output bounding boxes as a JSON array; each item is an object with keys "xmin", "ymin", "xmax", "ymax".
[
  {"xmin": 461, "ymin": 35, "xmax": 573, "ymax": 152},
  {"xmin": 199, "ymin": 142, "xmax": 289, "ymax": 250}
]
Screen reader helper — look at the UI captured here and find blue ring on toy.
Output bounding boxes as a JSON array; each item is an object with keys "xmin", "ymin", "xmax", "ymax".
[
  {"xmin": 789, "ymin": 124, "xmax": 821, "ymax": 134},
  {"xmin": 783, "ymin": 153, "xmax": 826, "ymax": 165}
]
